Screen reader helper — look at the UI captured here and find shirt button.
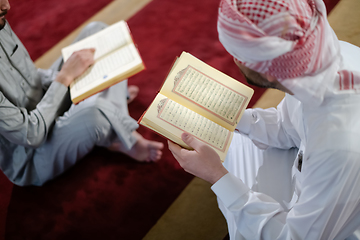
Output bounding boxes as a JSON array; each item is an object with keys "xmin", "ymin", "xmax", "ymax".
[
  {"xmin": 10, "ymin": 67, "xmax": 13, "ymax": 71},
  {"xmin": 21, "ymin": 81, "xmax": 25, "ymax": 86}
]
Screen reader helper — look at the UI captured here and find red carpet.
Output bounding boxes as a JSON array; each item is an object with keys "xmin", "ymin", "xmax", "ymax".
[{"xmin": 1, "ymin": 0, "xmax": 339, "ymax": 239}]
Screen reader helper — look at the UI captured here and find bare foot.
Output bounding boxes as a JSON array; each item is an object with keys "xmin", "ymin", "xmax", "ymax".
[
  {"xmin": 127, "ymin": 85, "xmax": 139, "ymax": 104},
  {"xmin": 108, "ymin": 131, "xmax": 164, "ymax": 162}
]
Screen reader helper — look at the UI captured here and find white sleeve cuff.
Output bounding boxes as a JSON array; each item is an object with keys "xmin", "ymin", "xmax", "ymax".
[{"xmin": 211, "ymin": 173, "xmax": 250, "ymax": 208}]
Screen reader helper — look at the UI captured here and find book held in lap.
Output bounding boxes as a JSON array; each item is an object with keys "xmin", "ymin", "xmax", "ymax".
[
  {"xmin": 61, "ymin": 20, "xmax": 145, "ymax": 104},
  {"xmin": 138, "ymin": 52, "xmax": 254, "ymax": 161}
]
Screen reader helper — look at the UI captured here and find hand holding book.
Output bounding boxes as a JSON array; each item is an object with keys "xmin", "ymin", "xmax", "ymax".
[
  {"xmin": 61, "ymin": 20, "xmax": 145, "ymax": 104},
  {"xmin": 168, "ymin": 132, "xmax": 229, "ymax": 184},
  {"xmin": 56, "ymin": 48, "xmax": 96, "ymax": 87}
]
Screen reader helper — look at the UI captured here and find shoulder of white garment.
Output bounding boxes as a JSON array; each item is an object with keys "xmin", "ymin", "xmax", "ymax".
[
  {"xmin": 339, "ymin": 40, "xmax": 360, "ymax": 71},
  {"xmin": 211, "ymin": 173, "xmax": 250, "ymax": 208}
]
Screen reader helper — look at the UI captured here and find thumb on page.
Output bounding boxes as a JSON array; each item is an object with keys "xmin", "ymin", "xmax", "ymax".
[{"xmin": 181, "ymin": 132, "xmax": 203, "ymax": 151}]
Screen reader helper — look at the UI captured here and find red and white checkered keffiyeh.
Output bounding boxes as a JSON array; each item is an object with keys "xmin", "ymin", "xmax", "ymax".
[{"xmin": 218, "ymin": 0, "xmax": 360, "ymax": 102}]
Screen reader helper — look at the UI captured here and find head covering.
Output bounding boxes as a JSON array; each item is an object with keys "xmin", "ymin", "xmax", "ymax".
[
  {"xmin": 218, "ymin": 0, "xmax": 335, "ymax": 80},
  {"xmin": 217, "ymin": 0, "xmax": 360, "ymax": 105}
]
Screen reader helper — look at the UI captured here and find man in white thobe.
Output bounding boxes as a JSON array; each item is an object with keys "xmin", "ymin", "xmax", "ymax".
[{"xmin": 169, "ymin": 0, "xmax": 360, "ymax": 239}]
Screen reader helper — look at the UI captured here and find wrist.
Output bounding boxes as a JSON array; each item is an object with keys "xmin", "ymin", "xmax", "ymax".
[
  {"xmin": 210, "ymin": 167, "xmax": 229, "ymax": 185},
  {"xmin": 55, "ymin": 72, "xmax": 73, "ymax": 87}
]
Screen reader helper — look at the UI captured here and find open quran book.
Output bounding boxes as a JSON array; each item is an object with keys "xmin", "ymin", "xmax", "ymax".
[
  {"xmin": 61, "ymin": 20, "xmax": 145, "ymax": 104},
  {"xmin": 138, "ymin": 52, "xmax": 254, "ymax": 161}
]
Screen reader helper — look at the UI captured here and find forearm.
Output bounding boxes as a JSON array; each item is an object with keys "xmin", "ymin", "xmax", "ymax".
[{"xmin": 35, "ymin": 80, "xmax": 69, "ymax": 131}]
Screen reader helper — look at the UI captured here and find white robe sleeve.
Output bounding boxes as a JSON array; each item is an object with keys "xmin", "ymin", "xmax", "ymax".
[{"xmin": 212, "ymin": 148, "xmax": 360, "ymax": 239}]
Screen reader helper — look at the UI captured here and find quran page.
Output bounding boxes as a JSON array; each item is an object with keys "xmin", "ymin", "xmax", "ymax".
[
  {"xmin": 160, "ymin": 52, "xmax": 253, "ymax": 131},
  {"xmin": 61, "ymin": 20, "xmax": 132, "ymax": 61},
  {"xmin": 139, "ymin": 93, "xmax": 233, "ymax": 161}
]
